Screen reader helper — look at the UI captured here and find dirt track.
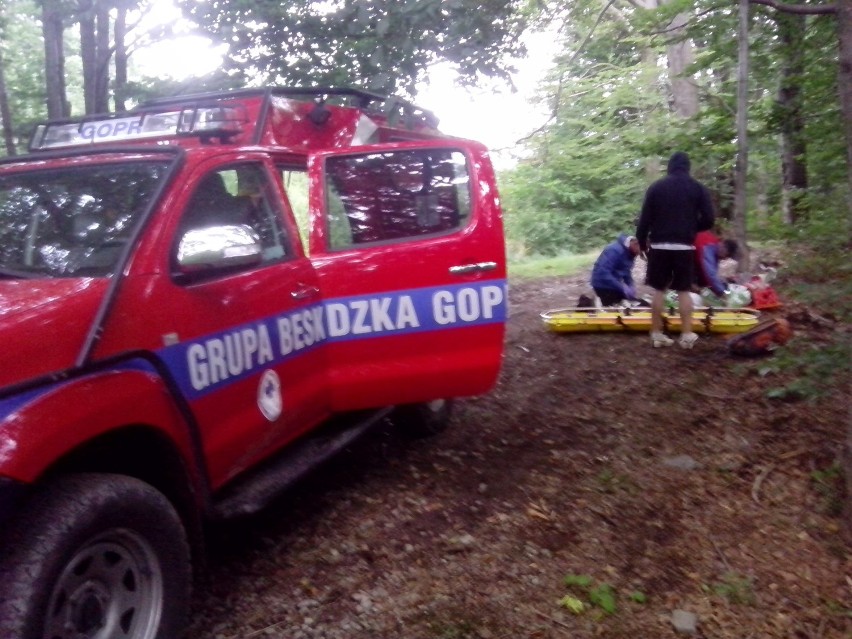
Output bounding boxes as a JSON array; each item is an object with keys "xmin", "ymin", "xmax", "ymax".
[{"xmin": 187, "ymin": 272, "xmax": 850, "ymax": 639}]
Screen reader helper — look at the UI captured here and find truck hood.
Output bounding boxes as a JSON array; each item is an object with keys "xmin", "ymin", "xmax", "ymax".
[{"xmin": 0, "ymin": 278, "xmax": 110, "ymax": 389}]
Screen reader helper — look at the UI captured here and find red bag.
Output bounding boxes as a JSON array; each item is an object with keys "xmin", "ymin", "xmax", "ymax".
[{"xmin": 727, "ymin": 318, "xmax": 792, "ymax": 356}]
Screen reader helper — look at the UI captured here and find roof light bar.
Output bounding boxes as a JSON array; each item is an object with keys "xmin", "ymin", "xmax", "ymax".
[
  {"xmin": 179, "ymin": 106, "xmax": 245, "ymax": 138},
  {"xmin": 30, "ymin": 107, "xmax": 246, "ymax": 151}
]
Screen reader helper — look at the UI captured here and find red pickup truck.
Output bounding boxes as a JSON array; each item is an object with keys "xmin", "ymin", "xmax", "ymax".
[{"xmin": 0, "ymin": 88, "xmax": 506, "ymax": 639}]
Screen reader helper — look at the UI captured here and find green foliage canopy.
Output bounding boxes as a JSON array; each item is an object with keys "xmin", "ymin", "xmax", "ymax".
[
  {"xmin": 1, "ymin": 0, "xmax": 51, "ymax": 140},
  {"xmin": 500, "ymin": 0, "xmax": 844, "ymax": 257},
  {"xmin": 176, "ymin": 0, "xmax": 528, "ymax": 96}
]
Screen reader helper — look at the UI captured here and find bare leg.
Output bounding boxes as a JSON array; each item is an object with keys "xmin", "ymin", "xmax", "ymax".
[
  {"xmin": 677, "ymin": 290, "xmax": 693, "ymax": 334},
  {"xmin": 649, "ymin": 290, "xmax": 673, "ymax": 346},
  {"xmin": 676, "ymin": 291, "xmax": 699, "ymax": 348},
  {"xmin": 651, "ymin": 289, "xmax": 666, "ymax": 333}
]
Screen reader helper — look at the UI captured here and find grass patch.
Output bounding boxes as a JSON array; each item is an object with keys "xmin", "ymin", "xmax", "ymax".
[
  {"xmin": 594, "ymin": 468, "xmax": 635, "ymax": 495},
  {"xmin": 508, "ymin": 251, "xmax": 597, "ymax": 280},
  {"xmin": 559, "ymin": 574, "xmax": 646, "ymax": 617},
  {"xmin": 762, "ymin": 341, "xmax": 850, "ymax": 402},
  {"xmin": 811, "ymin": 462, "xmax": 845, "ymax": 517},
  {"xmin": 705, "ymin": 572, "xmax": 757, "ymax": 606},
  {"xmin": 755, "ymin": 230, "xmax": 850, "ymax": 402},
  {"xmin": 778, "ymin": 249, "xmax": 852, "ymax": 322}
]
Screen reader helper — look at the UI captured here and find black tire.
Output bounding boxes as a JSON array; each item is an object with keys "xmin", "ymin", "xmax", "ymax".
[
  {"xmin": 0, "ymin": 473, "xmax": 191, "ymax": 639},
  {"xmin": 393, "ymin": 399, "xmax": 454, "ymax": 439}
]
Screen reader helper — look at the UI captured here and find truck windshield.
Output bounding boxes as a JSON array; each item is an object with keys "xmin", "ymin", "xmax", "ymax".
[{"xmin": 0, "ymin": 161, "xmax": 168, "ymax": 277}]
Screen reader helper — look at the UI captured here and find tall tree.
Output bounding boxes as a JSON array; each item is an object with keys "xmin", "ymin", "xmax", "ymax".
[
  {"xmin": 776, "ymin": 9, "xmax": 808, "ymax": 224},
  {"xmin": 78, "ymin": 0, "xmax": 96, "ymax": 112},
  {"xmin": 750, "ymin": 0, "xmax": 850, "ymax": 209},
  {"xmin": 661, "ymin": 0, "xmax": 699, "ymax": 118},
  {"xmin": 113, "ymin": 0, "xmax": 128, "ymax": 111},
  {"xmin": 733, "ymin": 0, "xmax": 750, "ymax": 270},
  {"xmin": 79, "ymin": 0, "xmax": 118, "ymax": 113},
  {"xmin": 0, "ymin": 1, "xmax": 15, "ymax": 155},
  {"xmin": 29, "ymin": 0, "xmax": 169, "ymax": 119},
  {"xmin": 0, "ymin": 49, "xmax": 14, "ymax": 155},
  {"xmin": 93, "ymin": 0, "xmax": 110, "ymax": 112},
  {"xmin": 40, "ymin": 0, "xmax": 69, "ymax": 118}
]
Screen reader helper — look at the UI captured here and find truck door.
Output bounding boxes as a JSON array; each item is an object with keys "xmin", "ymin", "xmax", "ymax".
[
  {"xmin": 154, "ymin": 160, "xmax": 329, "ymax": 486},
  {"xmin": 307, "ymin": 140, "xmax": 506, "ymax": 411}
]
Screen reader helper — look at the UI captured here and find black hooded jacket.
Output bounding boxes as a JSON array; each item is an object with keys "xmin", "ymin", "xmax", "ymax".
[{"xmin": 635, "ymin": 152, "xmax": 714, "ymax": 251}]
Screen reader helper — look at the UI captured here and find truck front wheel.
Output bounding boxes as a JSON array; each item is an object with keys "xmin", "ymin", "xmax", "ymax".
[{"xmin": 0, "ymin": 473, "xmax": 191, "ymax": 639}]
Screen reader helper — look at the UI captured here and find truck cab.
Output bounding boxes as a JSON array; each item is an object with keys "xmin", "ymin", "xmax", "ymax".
[{"xmin": 0, "ymin": 87, "xmax": 505, "ymax": 639}]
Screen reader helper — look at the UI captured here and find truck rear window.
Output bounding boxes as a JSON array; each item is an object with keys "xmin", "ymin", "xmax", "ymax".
[
  {"xmin": 324, "ymin": 149, "xmax": 471, "ymax": 249},
  {"xmin": 0, "ymin": 161, "xmax": 168, "ymax": 277}
]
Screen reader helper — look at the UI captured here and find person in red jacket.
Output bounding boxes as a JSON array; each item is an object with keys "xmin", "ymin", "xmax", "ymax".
[{"xmin": 694, "ymin": 230, "xmax": 739, "ymax": 298}]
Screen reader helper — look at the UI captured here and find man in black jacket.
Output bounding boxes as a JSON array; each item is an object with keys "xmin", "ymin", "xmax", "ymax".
[{"xmin": 636, "ymin": 152, "xmax": 714, "ymax": 349}]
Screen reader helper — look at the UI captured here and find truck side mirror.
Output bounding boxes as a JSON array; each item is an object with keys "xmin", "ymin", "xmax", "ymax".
[{"xmin": 175, "ymin": 224, "xmax": 263, "ymax": 281}]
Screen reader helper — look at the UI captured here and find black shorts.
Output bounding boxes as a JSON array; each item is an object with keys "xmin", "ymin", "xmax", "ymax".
[{"xmin": 645, "ymin": 248, "xmax": 694, "ymax": 292}]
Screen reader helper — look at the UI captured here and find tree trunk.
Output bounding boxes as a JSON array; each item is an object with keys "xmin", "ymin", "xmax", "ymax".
[
  {"xmin": 0, "ymin": 49, "xmax": 16, "ymax": 156},
  {"xmin": 42, "ymin": 0, "xmax": 69, "ymax": 119},
  {"xmin": 777, "ymin": 11, "xmax": 808, "ymax": 224},
  {"xmin": 733, "ymin": 0, "xmax": 751, "ymax": 272},
  {"xmin": 755, "ymin": 165, "xmax": 769, "ymax": 218},
  {"xmin": 79, "ymin": 1, "xmax": 97, "ymax": 114},
  {"xmin": 664, "ymin": 10, "xmax": 699, "ymax": 118},
  {"xmin": 94, "ymin": 0, "xmax": 111, "ymax": 113},
  {"xmin": 114, "ymin": 4, "xmax": 128, "ymax": 112},
  {"xmin": 634, "ymin": 0, "xmax": 663, "ymax": 181}
]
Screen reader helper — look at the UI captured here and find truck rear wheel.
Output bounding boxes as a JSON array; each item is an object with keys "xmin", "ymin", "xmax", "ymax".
[
  {"xmin": 393, "ymin": 399, "xmax": 454, "ymax": 439},
  {"xmin": 0, "ymin": 473, "xmax": 191, "ymax": 639}
]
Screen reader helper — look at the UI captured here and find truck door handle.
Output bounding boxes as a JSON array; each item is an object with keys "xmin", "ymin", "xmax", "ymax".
[
  {"xmin": 449, "ymin": 261, "xmax": 498, "ymax": 276},
  {"xmin": 291, "ymin": 286, "xmax": 319, "ymax": 300}
]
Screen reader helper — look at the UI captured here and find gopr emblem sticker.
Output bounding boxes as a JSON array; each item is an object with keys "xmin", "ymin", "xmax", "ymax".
[{"xmin": 258, "ymin": 369, "xmax": 283, "ymax": 422}]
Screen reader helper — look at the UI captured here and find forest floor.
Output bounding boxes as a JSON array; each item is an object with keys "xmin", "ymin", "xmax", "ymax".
[{"xmin": 187, "ymin": 257, "xmax": 850, "ymax": 639}]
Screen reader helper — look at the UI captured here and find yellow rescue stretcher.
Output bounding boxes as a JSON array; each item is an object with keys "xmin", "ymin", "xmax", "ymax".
[{"xmin": 540, "ymin": 306, "xmax": 762, "ymax": 334}]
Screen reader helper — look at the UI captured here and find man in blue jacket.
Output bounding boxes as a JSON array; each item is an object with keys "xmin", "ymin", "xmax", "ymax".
[
  {"xmin": 636, "ymin": 151, "xmax": 714, "ymax": 349},
  {"xmin": 591, "ymin": 234, "xmax": 641, "ymax": 306}
]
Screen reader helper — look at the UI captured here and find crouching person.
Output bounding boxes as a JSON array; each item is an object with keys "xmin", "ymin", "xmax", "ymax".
[{"xmin": 590, "ymin": 234, "xmax": 641, "ymax": 306}]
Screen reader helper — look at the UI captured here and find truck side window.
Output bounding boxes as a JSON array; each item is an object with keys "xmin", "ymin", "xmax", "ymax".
[
  {"xmin": 324, "ymin": 149, "xmax": 471, "ymax": 250},
  {"xmin": 277, "ymin": 166, "xmax": 310, "ymax": 250},
  {"xmin": 180, "ymin": 164, "xmax": 291, "ymax": 263}
]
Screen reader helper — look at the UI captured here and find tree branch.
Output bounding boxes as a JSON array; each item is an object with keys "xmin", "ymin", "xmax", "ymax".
[
  {"xmin": 565, "ymin": 0, "xmax": 619, "ymax": 69},
  {"xmin": 749, "ymin": 0, "xmax": 837, "ymax": 15}
]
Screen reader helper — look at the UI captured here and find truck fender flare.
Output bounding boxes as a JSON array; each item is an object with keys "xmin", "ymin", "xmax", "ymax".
[{"xmin": 0, "ymin": 355, "xmax": 210, "ymax": 504}]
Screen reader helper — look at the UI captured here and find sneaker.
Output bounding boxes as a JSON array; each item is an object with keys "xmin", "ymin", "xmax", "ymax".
[
  {"xmin": 650, "ymin": 331, "xmax": 674, "ymax": 348},
  {"xmin": 679, "ymin": 332, "xmax": 699, "ymax": 349}
]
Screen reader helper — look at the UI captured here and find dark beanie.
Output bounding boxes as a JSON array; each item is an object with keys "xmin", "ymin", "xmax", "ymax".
[{"xmin": 667, "ymin": 151, "xmax": 691, "ymax": 174}]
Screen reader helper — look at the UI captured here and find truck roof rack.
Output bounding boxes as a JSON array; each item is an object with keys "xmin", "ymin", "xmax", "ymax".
[
  {"xmin": 28, "ymin": 86, "xmax": 442, "ymax": 153},
  {"xmin": 140, "ymin": 86, "xmax": 441, "ymax": 137}
]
